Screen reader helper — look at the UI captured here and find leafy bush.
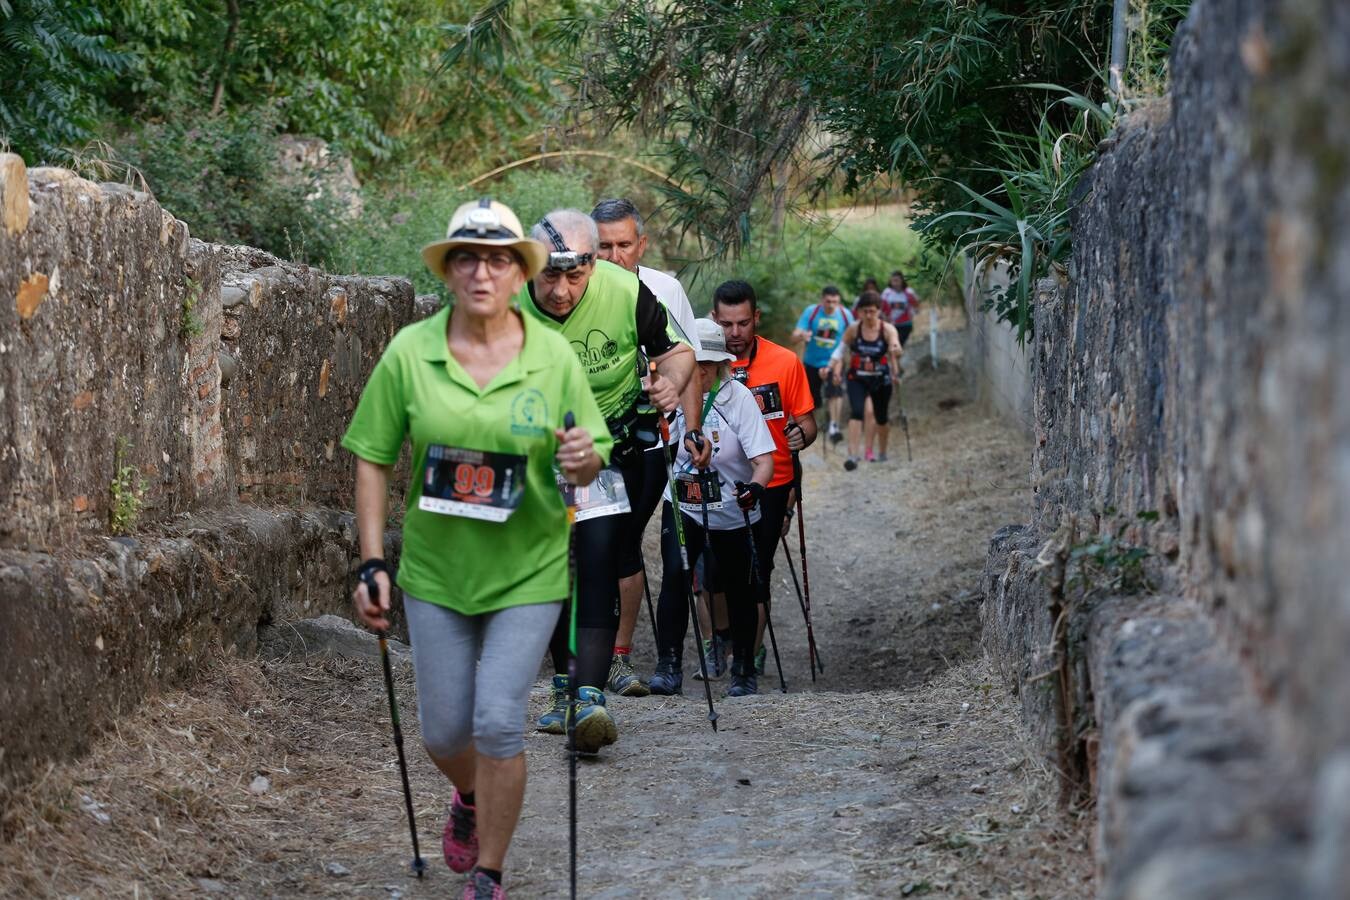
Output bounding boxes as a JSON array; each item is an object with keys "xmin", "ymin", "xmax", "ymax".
[
  {"xmin": 0, "ymin": 0, "xmax": 130, "ymax": 162},
  {"xmin": 331, "ymin": 166, "xmax": 635, "ymax": 297},
  {"xmin": 926, "ymin": 87, "xmax": 1113, "ymax": 342},
  {"xmin": 685, "ymin": 214, "xmax": 955, "ymax": 343},
  {"xmin": 121, "ymin": 106, "xmax": 343, "ymax": 264}
]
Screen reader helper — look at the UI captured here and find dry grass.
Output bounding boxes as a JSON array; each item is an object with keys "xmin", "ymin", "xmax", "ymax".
[{"xmin": 0, "ymin": 651, "xmax": 421, "ymax": 898}]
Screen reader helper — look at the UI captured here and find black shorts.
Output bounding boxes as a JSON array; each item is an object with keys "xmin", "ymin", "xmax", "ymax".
[
  {"xmin": 897, "ymin": 322, "xmax": 914, "ymax": 346},
  {"xmin": 847, "ymin": 377, "xmax": 893, "ymax": 425}
]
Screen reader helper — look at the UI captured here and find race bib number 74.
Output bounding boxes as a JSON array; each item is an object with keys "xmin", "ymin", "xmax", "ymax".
[
  {"xmin": 676, "ymin": 472, "xmax": 724, "ymax": 513},
  {"xmin": 420, "ymin": 445, "xmax": 527, "ymax": 523}
]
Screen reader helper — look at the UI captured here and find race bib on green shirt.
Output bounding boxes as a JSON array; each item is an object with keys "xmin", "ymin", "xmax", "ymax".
[
  {"xmin": 557, "ymin": 466, "xmax": 632, "ymax": 522},
  {"xmin": 676, "ymin": 471, "xmax": 723, "ymax": 513},
  {"xmin": 420, "ymin": 445, "xmax": 527, "ymax": 523}
]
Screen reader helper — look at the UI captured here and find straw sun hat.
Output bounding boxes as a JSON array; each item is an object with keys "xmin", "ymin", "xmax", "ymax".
[{"xmin": 420, "ymin": 198, "xmax": 549, "ymax": 280}]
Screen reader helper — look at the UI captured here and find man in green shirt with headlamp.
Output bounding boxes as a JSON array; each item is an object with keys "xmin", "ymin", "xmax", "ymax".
[{"xmin": 516, "ymin": 208, "xmax": 709, "ymax": 750}]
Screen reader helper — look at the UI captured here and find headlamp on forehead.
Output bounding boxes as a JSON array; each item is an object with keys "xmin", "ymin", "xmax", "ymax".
[
  {"xmin": 546, "ymin": 249, "xmax": 594, "ymax": 271},
  {"xmin": 539, "ymin": 217, "xmax": 594, "ymax": 272}
]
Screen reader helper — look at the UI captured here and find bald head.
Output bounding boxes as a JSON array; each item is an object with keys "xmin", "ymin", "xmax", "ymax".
[{"xmin": 532, "ymin": 208, "xmax": 599, "ymax": 256}]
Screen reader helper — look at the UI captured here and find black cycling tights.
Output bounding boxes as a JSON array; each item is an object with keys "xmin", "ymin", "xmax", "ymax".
[
  {"xmin": 548, "ymin": 511, "xmax": 622, "ymax": 690},
  {"xmin": 654, "ymin": 503, "xmax": 758, "ymax": 667}
]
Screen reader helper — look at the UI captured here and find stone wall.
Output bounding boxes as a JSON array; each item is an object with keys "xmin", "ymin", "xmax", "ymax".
[
  {"xmin": 0, "ymin": 156, "xmax": 421, "ymax": 786},
  {"xmin": 980, "ymin": 0, "xmax": 1350, "ymax": 895},
  {"xmin": 963, "ymin": 259, "xmax": 1034, "ymax": 436}
]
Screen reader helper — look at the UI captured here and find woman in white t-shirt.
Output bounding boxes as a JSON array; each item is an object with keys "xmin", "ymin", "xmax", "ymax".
[{"xmin": 649, "ymin": 318, "xmax": 776, "ymax": 698}]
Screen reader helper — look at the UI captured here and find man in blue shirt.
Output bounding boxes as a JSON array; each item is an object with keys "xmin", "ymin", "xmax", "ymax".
[{"xmin": 792, "ymin": 285, "xmax": 854, "ymax": 443}]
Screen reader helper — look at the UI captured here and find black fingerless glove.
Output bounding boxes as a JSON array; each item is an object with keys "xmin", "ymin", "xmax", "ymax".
[
  {"xmin": 735, "ymin": 481, "xmax": 764, "ymax": 511},
  {"xmin": 358, "ymin": 558, "xmax": 390, "ymax": 601}
]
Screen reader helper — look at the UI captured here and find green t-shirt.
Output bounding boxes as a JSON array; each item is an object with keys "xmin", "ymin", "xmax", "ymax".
[
  {"xmin": 340, "ymin": 304, "xmax": 613, "ymax": 615},
  {"xmin": 516, "ymin": 259, "xmax": 645, "ymax": 421}
]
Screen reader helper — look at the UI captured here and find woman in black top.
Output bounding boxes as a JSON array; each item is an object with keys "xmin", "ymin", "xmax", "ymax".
[{"xmin": 830, "ymin": 292, "xmax": 902, "ymax": 470}]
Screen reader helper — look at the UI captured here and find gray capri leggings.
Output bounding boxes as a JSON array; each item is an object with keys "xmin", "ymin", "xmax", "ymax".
[{"xmin": 404, "ymin": 594, "xmax": 562, "ymax": 760}]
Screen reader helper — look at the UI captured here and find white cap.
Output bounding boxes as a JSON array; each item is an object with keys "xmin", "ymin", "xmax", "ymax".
[{"xmin": 694, "ymin": 317, "xmax": 734, "ymax": 362}]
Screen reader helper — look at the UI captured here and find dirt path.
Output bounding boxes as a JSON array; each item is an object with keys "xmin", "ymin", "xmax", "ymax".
[{"xmin": 0, "ymin": 319, "xmax": 1093, "ymax": 899}]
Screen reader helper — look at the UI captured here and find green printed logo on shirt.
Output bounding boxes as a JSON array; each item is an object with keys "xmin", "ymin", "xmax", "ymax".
[
  {"xmin": 510, "ymin": 388, "xmax": 549, "ymax": 437},
  {"xmin": 571, "ymin": 328, "xmax": 620, "ymax": 372}
]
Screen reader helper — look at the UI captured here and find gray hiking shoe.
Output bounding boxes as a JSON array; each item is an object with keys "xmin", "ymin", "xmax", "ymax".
[
  {"xmin": 607, "ymin": 653, "xmax": 650, "ymax": 697},
  {"xmin": 692, "ymin": 634, "xmax": 728, "ymax": 680}
]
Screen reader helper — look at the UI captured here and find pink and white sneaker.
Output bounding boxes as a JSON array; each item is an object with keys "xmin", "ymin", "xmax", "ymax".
[
  {"xmin": 462, "ymin": 868, "xmax": 507, "ymax": 899},
  {"xmin": 443, "ymin": 789, "xmax": 479, "ymax": 873}
]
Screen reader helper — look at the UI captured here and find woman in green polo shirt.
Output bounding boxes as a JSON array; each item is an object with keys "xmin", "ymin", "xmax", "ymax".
[{"xmin": 342, "ymin": 199, "xmax": 612, "ymax": 900}]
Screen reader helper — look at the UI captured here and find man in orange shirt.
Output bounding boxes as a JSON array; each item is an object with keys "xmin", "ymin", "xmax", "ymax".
[{"xmin": 712, "ymin": 280, "xmax": 818, "ymax": 674}]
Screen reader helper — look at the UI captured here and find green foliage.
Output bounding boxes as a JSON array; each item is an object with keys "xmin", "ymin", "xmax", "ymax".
[
  {"xmin": 329, "ymin": 167, "xmax": 600, "ymax": 297},
  {"xmin": 1125, "ymin": 0, "xmax": 1193, "ymax": 97},
  {"xmin": 927, "ymin": 86, "xmax": 1114, "ymax": 342},
  {"xmin": 98, "ymin": 0, "xmax": 427, "ymax": 161},
  {"xmin": 109, "ymin": 437, "xmax": 145, "ymax": 535},
  {"xmin": 121, "ymin": 106, "xmax": 343, "ymax": 264},
  {"xmin": 687, "ymin": 215, "xmax": 952, "ymax": 344},
  {"xmin": 180, "ymin": 279, "xmax": 204, "ymax": 339},
  {"xmin": 562, "ymin": 0, "xmax": 1123, "ymax": 257},
  {"xmin": 95, "ymin": 0, "xmax": 588, "ymax": 173},
  {"xmin": 0, "ymin": 0, "xmax": 130, "ymax": 162},
  {"xmin": 1067, "ymin": 509, "xmax": 1159, "ymax": 597}
]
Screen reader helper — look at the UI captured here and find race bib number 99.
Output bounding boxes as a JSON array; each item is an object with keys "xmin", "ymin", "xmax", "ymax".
[
  {"xmin": 749, "ymin": 382, "xmax": 784, "ymax": 420},
  {"xmin": 420, "ymin": 445, "xmax": 526, "ymax": 522}
]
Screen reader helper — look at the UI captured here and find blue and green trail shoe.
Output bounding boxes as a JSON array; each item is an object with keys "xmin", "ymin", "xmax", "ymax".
[
  {"xmin": 535, "ymin": 674, "xmax": 568, "ymax": 735},
  {"xmin": 569, "ymin": 686, "xmax": 618, "ymax": 753}
]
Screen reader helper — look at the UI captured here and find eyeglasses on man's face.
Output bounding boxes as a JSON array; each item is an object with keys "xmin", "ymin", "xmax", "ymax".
[{"xmin": 448, "ymin": 249, "xmax": 518, "ymax": 277}]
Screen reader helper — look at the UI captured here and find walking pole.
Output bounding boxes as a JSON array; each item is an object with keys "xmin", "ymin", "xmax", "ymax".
[
  {"xmin": 779, "ymin": 537, "xmax": 824, "ymax": 679},
  {"xmin": 653, "ymin": 364, "xmax": 719, "ymax": 731},
  {"xmin": 790, "ymin": 453, "xmax": 824, "ymax": 678},
  {"xmin": 640, "ymin": 560, "xmax": 660, "ymax": 652},
  {"xmin": 735, "ymin": 482, "xmax": 787, "ymax": 693},
  {"xmin": 358, "ymin": 569, "xmax": 426, "ymax": 879},
  {"xmin": 895, "ymin": 377, "xmax": 912, "ymax": 462},
  {"xmin": 561, "ymin": 412, "xmax": 581, "ymax": 900}
]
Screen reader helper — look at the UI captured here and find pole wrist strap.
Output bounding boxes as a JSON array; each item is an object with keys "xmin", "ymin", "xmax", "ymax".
[{"xmin": 358, "ymin": 558, "xmax": 390, "ymax": 584}]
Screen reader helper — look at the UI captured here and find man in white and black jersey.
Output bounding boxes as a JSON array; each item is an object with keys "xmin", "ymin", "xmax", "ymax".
[
  {"xmin": 592, "ymin": 198, "xmax": 701, "ymax": 350},
  {"xmin": 591, "ymin": 197, "xmax": 703, "ymax": 698}
]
